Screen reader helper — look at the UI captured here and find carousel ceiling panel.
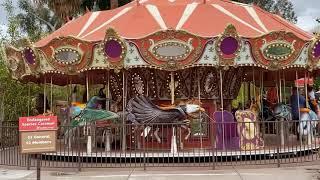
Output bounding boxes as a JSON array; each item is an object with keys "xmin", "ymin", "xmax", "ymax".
[
  {"xmin": 124, "ymin": 41, "xmax": 148, "ymax": 68},
  {"xmin": 234, "ymin": 40, "xmax": 256, "ymax": 67},
  {"xmin": 131, "ymin": 30, "xmax": 207, "ymax": 71},
  {"xmin": 89, "ymin": 44, "xmax": 110, "ymax": 71},
  {"xmin": 196, "ymin": 40, "xmax": 218, "ymax": 66},
  {"xmin": 289, "ymin": 44, "xmax": 309, "ymax": 69},
  {"xmin": 37, "ymin": 50, "xmax": 56, "ymax": 73},
  {"xmin": 32, "ymin": 0, "xmax": 311, "ymax": 48}
]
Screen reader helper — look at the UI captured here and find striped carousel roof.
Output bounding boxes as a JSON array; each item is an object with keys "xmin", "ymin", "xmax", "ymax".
[{"xmin": 35, "ymin": 0, "xmax": 312, "ymax": 47}]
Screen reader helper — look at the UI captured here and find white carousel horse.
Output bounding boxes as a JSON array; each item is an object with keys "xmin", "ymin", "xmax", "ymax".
[
  {"xmin": 274, "ymin": 104, "xmax": 318, "ymax": 144},
  {"xmin": 298, "ymin": 108, "xmax": 318, "ymax": 144}
]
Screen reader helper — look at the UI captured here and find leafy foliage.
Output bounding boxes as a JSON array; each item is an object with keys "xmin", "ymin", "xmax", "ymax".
[
  {"xmin": 16, "ymin": 0, "xmax": 62, "ymax": 42},
  {"xmin": 232, "ymin": 0, "xmax": 297, "ymax": 23},
  {"xmin": 0, "ymin": 47, "xmax": 41, "ymax": 121},
  {"xmin": 34, "ymin": 0, "xmax": 132, "ymax": 19}
]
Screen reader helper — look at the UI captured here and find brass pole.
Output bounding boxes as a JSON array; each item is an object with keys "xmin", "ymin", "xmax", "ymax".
[
  {"xmin": 219, "ymin": 69, "xmax": 225, "ymax": 150},
  {"xmin": 170, "ymin": 72, "xmax": 175, "ymax": 105}
]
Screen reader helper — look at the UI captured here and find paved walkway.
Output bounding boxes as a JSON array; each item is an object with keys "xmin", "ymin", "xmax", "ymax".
[{"xmin": 1, "ymin": 165, "xmax": 320, "ymax": 180}]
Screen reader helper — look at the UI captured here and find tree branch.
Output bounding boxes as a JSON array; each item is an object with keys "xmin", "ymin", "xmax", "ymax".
[{"xmin": 27, "ymin": 10, "xmax": 56, "ymax": 32}]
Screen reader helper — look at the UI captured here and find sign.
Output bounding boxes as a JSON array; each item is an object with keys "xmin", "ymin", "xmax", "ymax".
[
  {"xmin": 19, "ymin": 115, "xmax": 57, "ymax": 154},
  {"xmin": 295, "ymin": 78, "xmax": 314, "ymax": 87},
  {"xmin": 20, "ymin": 131, "xmax": 56, "ymax": 153},
  {"xmin": 19, "ymin": 116, "xmax": 58, "ymax": 131}
]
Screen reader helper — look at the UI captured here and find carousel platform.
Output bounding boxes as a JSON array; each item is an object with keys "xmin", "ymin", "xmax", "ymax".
[{"xmin": 40, "ymin": 135, "xmax": 320, "ymax": 164}]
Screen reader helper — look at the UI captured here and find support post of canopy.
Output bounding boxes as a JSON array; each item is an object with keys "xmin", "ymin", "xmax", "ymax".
[
  {"xmin": 106, "ymin": 70, "xmax": 110, "ymax": 111},
  {"xmin": 304, "ymin": 71, "xmax": 308, "ymax": 107},
  {"xmin": 85, "ymin": 72, "xmax": 92, "ymax": 154},
  {"xmin": 260, "ymin": 70, "xmax": 265, "ymax": 138},
  {"xmin": 50, "ymin": 76, "xmax": 53, "ymax": 112},
  {"xmin": 44, "ymin": 77, "xmax": 46, "ymax": 114},
  {"xmin": 279, "ymin": 71, "xmax": 282, "ymax": 103},
  {"xmin": 198, "ymin": 69, "xmax": 203, "ymax": 149},
  {"xmin": 253, "ymin": 67, "xmax": 256, "ymax": 99},
  {"xmin": 296, "ymin": 70, "xmax": 302, "ymax": 145},
  {"xmin": 279, "ymin": 71, "xmax": 285, "ymax": 147},
  {"xmin": 219, "ymin": 69, "xmax": 225, "ymax": 150},
  {"xmin": 242, "ymin": 75, "xmax": 245, "ymax": 110},
  {"xmin": 105, "ymin": 70, "xmax": 111, "ymax": 152},
  {"xmin": 170, "ymin": 71, "xmax": 177, "ymax": 153},
  {"xmin": 27, "ymin": 84, "xmax": 30, "ymax": 116},
  {"xmin": 283, "ymin": 71, "xmax": 286, "ymax": 104},
  {"xmin": 305, "ymin": 71, "xmax": 312, "ymax": 145},
  {"xmin": 122, "ymin": 70, "xmax": 127, "ymax": 152},
  {"xmin": 86, "ymin": 72, "xmax": 90, "ymax": 102},
  {"xmin": 170, "ymin": 72, "xmax": 175, "ymax": 105}
]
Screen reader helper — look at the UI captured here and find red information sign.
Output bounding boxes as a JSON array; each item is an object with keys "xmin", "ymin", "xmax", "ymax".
[{"xmin": 19, "ymin": 116, "xmax": 58, "ymax": 132}]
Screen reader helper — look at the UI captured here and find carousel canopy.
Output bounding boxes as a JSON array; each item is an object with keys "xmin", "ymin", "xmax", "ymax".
[
  {"xmin": 3, "ymin": 0, "xmax": 320, "ymax": 85},
  {"xmin": 35, "ymin": 0, "xmax": 311, "ymax": 46}
]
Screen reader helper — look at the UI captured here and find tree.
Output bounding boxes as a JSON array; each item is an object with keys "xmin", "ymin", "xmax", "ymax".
[
  {"xmin": 232, "ymin": 0, "xmax": 297, "ymax": 23},
  {"xmin": 2, "ymin": 0, "xmax": 61, "ymax": 43},
  {"xmin": 33, "ymin": 0, "xmax": 131, "ymax": 21},
  {"xmin": 16, "ymin": 0, "xmax": 62, "ymax": 41},
  {"xmin": 272, "ymin": 0, "xmax": 297, "ymax": 24}
]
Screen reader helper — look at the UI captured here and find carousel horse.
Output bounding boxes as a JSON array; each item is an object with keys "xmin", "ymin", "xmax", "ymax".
[
  {"xmin": 70, "ymin": 98, "xmax": 119, "ymax": 128},
  {"xmin": 297, "ymin": 108, "xmax": 318, "ymax": 142},
  {"xmin": 126, "ymin": 95, "xmax": 205, "ymax": 144},
  {"xmin": 64, "ymin": 96, "xmax": 119, "ymax": 145},
  {"xmin": 273, "ymin": 104, "xmax": 318, "ymax": 142}
]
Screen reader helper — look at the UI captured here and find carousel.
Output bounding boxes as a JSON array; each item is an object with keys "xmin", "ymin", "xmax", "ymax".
[{"xmin": 3, "ymin": 0, "xmax": 320, "ymax": 161}]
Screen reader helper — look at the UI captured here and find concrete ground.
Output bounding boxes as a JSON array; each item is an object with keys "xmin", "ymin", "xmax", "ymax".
[{"xmin": 1, "ymin": 165, "xmax": 320, "ymax": 180}]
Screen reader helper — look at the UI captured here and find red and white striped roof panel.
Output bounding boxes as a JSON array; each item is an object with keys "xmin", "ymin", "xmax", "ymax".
[{"xmin": 35, "ymin": 0, "xmax": 313, "ymax": 47}]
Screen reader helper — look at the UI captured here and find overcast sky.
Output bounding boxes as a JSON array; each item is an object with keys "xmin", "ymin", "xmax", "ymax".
[{"xmin": 0, "ymin": 0, "xmax": 320, "ymax": 34}]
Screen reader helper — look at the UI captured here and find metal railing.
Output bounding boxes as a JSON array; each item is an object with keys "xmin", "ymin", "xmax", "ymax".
[{"xmin": 1, "ymin": 120, "xmax": 320, "ymax": 169}]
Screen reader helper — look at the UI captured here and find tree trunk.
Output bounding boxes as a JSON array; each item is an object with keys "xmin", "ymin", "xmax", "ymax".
[{"xmin": 110, "ymin": 0, "xmax": 119, "ymax": 9}]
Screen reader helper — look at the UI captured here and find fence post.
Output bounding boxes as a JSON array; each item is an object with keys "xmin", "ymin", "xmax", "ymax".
[
  {"xmin": 77, "ymin": 127, "xmax": 81, "ymax": 172},
  {"xmin": 27, "ymin": 154, "xmax": 30, "ymax": 170},
  {"xmin": 36, "ymin": 154, "xmax": 41, "ymax": 180}
]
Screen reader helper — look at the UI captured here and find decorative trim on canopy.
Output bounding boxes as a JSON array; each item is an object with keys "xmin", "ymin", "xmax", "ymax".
[
  {"xmin": 309, "ymin": 36, "xmax": 320, "ymax": 69},
  {"xmin": 216, "ymin": 24, "xmax": 242, "ymax": 67},
  {"xmin": 131, "ymin": 29, "xmax": 207, "ymax": 71},
  {"xmin": 249, "ymin": 31, "xmax": 308, "ymax": 70},
  {"xmin": 3, "ymin": 26, "xmax": 314, "ymax": 84}
]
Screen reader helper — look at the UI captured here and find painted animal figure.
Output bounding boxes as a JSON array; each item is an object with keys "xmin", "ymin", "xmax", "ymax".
[
  {"xmin": 273, "ymin": 104, "xmax": 292, "ymax": 121},
  {"xmin": 70, "ymin": 96, "xmax": 119, "ymax": 128},
  {"xmin": 64, "ymin": 96, "xmax": 119, "ymax": 145},
  {"xmin": 273, "ymin": 104, "xmax": 318, "ymax": 143},
  {"xmin": 298, "ymin": 109, "xmax": 318, "ymax": 143},
  {"xmin": 126, "ymin": 95, "xmax": 205, "ymax": 144}
]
